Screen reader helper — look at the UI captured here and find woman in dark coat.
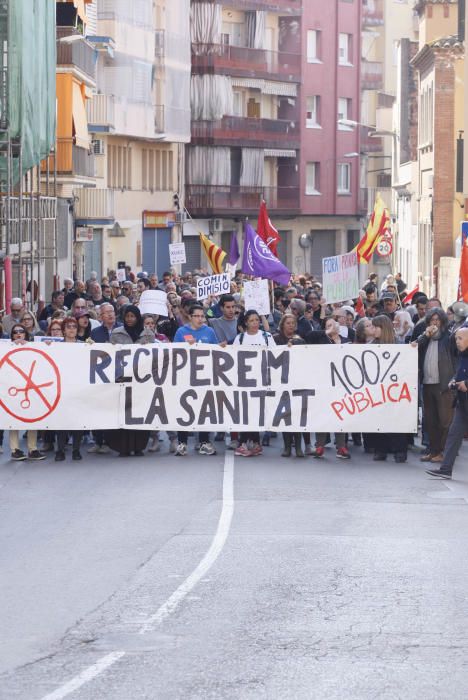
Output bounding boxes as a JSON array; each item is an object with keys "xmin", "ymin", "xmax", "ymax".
[{"xmin": 105, "ymin": 306, "xmax": 154, "ymax": 457}]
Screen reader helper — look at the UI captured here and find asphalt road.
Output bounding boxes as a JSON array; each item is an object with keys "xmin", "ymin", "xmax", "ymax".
[{"xmin": 1, "ymin": 435, "xmax": 468, "ymax": 700}]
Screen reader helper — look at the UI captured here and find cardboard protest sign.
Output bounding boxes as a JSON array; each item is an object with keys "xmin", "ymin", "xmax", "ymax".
[
  {"xmin": 139, "ymin": 290, "xmax": 167, "ymax": 316},
  {"xmin": 169, "ymin": 242, "xmax": 186, "ymax": 265},
  {"xmin": 322, "ymin": 252, "xmax": 359, "ymax": 304},
  {"xmin": 0, "ymin": 343, "xmax": 418, "ymax": 433},
  {"xmin": 243, "ymin": 279, "xmax": 270, "ymax": 316},
  {"xmin": 196, "ymin": 273, "xmax": 231, "ymax": 301}
]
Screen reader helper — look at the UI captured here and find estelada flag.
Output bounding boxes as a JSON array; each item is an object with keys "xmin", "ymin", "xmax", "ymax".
[
  {"xmin": 257, "ymin": 200, "xmax": 281, "ymax": 257},
  {"xmin": 355, "ymin": 193, "xmax": 390, "ymax": 263},
  {"xmin": 199, "ymin": 232, "xmax": 226, "ymax": 274},
  {"xmin": 459, "ymin": 236, "xmax": 468, "ymax": 302}
]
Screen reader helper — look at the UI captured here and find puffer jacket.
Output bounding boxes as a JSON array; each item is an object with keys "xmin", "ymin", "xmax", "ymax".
[{"xmin": 109, "ymin": 326, "xmax": 154, "ymax": 345}]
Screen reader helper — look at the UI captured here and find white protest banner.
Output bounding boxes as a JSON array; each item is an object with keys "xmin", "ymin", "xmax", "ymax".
[
  {"xmin": 0, "ymin": 343, "xmax": 418, "ymax": 432},
  {"xmin": 196, "ymin": 273, "xmax": 231, "ymax": 301},
  {"xmin": 243, "ymin": 279, "xmax": 270, "ymax": 315},
  {"xmin": 169, "ymin": 242, "xmax": 186, "ymax": 265},
  {"xmin": 322, "ymin": 251, "xmax": 359, "ymax": 304}
]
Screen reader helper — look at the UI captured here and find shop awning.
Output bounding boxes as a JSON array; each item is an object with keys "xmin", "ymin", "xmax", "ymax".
[
  {"xmin": 72, "ymin": 81, "xmax": 89, "ymax": 149},
  {"xmin": 262, "ymin": 81, "xmax": 297, "ymax": 97},
  {"xmin": 264, "ymin": 149, "xmax": 297, "ymax": 158}
]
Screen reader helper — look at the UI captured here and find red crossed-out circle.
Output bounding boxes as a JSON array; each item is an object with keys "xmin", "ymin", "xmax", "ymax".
[{"xmin": 0, "ymin": 347, "xmax": 61, "ymax": 423}]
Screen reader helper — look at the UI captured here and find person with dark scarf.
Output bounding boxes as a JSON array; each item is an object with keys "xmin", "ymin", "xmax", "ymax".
[
  {"xmin": 106, "ymin": 307, "xmax": 155, "ymax": 456},
  {"xmin": 425, "ymin": 327, "xmax": 468, "ymax": 479}
]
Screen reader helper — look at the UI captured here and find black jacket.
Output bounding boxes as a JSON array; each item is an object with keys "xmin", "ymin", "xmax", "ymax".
[{"xmin": 416, "ymin": 330, "xmax": 458, "ymax": 391}]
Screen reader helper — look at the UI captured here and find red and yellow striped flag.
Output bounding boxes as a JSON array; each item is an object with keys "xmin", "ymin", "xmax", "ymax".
[
  {"xmin": 355, "ymin": 193, "xmax": 390, "ymax": 263},
  {"xmin": 199, "ymin": 232, "xmax": 226, "ymax": 274}
]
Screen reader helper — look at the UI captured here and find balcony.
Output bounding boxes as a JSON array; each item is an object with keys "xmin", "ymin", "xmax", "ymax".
[
  {"xmin": 220, "ymin": 0, "xmax": 301, "ymax": 12},
  {"xmin": 87, "ymin": 94, "xmax": 115, "ymax": 132},
  {"xmin": 56, "ymin": 28, "xmax": 96, "ymax": 84},
  {"xmin": 191, "ymin": 116, "xmax": 299, "ymax": 149},
  {"xmin": 361, "ymin": 60, "xmax": 383, "ymax": 91},
  {"xmin": 360, "ymin": 126, "xmax": 383, "ymax": 154},
  {"xmin": 74, "ymin": 188, "xmax": 115, "ymax": 223},
  {"xmin": 192, "ymin": 44, "xmax": 301, "ymax": 82},
  {"xmin": 185, "ymin": 185, "xmax": 299, "ymax": 217},
  {"xmin": 362, "ymin": 0, "xmax": 384, "ymax": 26},
  {"xmin": 47, "ymin": 139, "xmax": 95, "ymax": 179}
]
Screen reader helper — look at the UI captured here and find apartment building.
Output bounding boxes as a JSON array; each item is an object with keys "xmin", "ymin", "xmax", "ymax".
[
  {"xmin": 410, "ymin": 0, "xmax": 464, "ymax": 299},
  {"xmin": 71, "ymin": 0, "xmax": 191, "ymax": 280},
  {"xmin": 186, "ymin": 0, "xmax": 363, "ymax": 277}
]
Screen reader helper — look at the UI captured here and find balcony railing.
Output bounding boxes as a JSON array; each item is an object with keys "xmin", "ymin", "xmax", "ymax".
[
  {"xmin": 46, "ymin": 139, "xmax": 95, "ymax": 178},
  {"xmin": 221, "ymin": 0, "xmax": 301, "ymax": 12},
  {"xmin": 185, "ymin": 185, "xmax": 299, "ymax": 216},
  {"xmin": 362, "ymin": 0, "xmax": 384, "ymax": 26},
  {"xmin": 361, "ymin": 60, "xmax": 383, "ymax": 90},
  {"xmin": 192, "ymin": 44, "xmax": 301, "ymax": 81},
  {"xmin": 360, "ymin": 126, "xmax": 383, "ymax": 154},
  {"xmin": 56, "ymin": 28, "xmax": 96, "ymax": 82},
  {"xmin": 192, "ymin": 116, "xmax": 299, "ymax": 148},
  {"xmin": 74, "ymin": 188, "xmax": 115, "ymax": 222},
  {"xmin": 87, "ymin": 94, "xmax": 115, "ymax": 131}
]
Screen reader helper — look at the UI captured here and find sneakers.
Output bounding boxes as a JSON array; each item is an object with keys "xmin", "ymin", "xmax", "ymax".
[
  {"xmin": 87, "ymin": 444, "xmax": 100, "ymax": 454},
  {"xmin": 147, "ymin": 438, "xmax": 160, "ymax": 453},
  {"xmin": 28, "ymin": 450, "xmax": 45, "ymax": 461},
  {"xmin": 55, "ymin": 450, "xmax": 66, "ymax": 462},
  {"xmin": 199, "ymin": 442, "xmax": 216, "ymax": 456},
  {"xmin": 175, "ymin": 443, "xmax": 187, "ymax": 457},
  {"xmin": 425, "ymin": 467, "xmax": 452, "ymax": 479},
  {"xmin": 249, "ymin": 442, "xmax": 263, "ymax": 456},
  {"xmin": 312, "ymin": 446, "xmax": 325, "ymax": 458},
  {"xmin": 227, "ymin": 439, "xmax": 240, "ymax": 450},
  {"xmin": 11, "ymin": 449, "xmax": 26, "ymax": 461},
  {"xmin": 336, "ymin": 447, "xmax": 351, "ymax": 460},
  {"xmin": 235, "ymin": 443, "xmax": 252, "ymax": 457},
  {"xmin": 169, "ymin": 437, "xmax": 178, "ymax": 454}
]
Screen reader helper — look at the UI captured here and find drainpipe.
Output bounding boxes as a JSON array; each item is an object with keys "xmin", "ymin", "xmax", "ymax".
[{"xmin": 4, "ymin": 255, "xmax": 12, "ymax": 313}]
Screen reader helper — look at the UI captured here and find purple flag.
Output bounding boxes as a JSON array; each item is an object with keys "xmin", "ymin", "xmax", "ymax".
[
  {"xmin": 242, "ymin": 222, "xmax": 291, "ymax": 285},
  {"xmin": 228, "ymin": 231, "xmax": 240, "ymax": 265}
]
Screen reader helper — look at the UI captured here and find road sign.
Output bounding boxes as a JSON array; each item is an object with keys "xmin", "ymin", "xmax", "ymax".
[{"xmin": 376, "ymin": 239, "xmax": 393, "ymax": 257}]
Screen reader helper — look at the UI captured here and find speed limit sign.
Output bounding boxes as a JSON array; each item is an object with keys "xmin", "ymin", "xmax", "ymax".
[{"xmin": 376, "ymin": 238, "xmax": 393, "ymax": 257}]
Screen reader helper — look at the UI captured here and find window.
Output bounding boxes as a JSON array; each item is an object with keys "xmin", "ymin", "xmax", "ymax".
[
  {"xmin": 337, "ymin": 97, "xmax": 353, "ymax": 129},
  {"xmin": 142, "ymin": 148, "xmax": 174, "ymax": 191},
  {"xmin": 305, "ymin": 162, "xmax": 320, "ymax": 195},
  {"xmin": 306, "ymin": 96, "xmax": 320, "ymax": 128},
  {"xmin": 338, "ymin": 33, "xmax": 352, "ymax": 65},
  {"xmin": 337, "ymin": 163, "xmax": 351, "ymax": 194},
  {"xmin": 108, "ymin": 144, "xmax": 132, "ymax": 189},
  {"xmin": 307, "ymin": 30, "xmax": 321, "ymax": 62},
  {"xmin": 233, "ymin": 91, "xmax": 243, "ymax": 117}
]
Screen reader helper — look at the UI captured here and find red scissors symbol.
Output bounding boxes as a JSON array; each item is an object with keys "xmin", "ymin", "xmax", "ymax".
[{"xmin": 7, "ymin": 358, "xmax": 54, "ymax": 410}]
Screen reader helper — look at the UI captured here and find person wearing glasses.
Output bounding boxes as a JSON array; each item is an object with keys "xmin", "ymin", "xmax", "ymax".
[
  {"xmin": 173, "ymin": 304, "xmax": 218, "ymax": 457},
  {"xmin": 2, "ymin": 298, "xmax": 25, "ymax": 335},
  {"xmin": 8, "ymin": 325, "xmax": 45, "ymax": 462},
  {"xmin": 53, "ymin": 318, "xmax": 84, "ymax": 462},
  {"xmin": 19, "ymin": 310, "xmax": 43, "ymax": 338}
]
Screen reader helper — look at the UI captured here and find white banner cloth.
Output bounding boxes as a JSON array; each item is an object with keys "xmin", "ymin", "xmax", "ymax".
[{"xmin": 0, "ymin": 343, "xmax": 418, "ymax": 432}]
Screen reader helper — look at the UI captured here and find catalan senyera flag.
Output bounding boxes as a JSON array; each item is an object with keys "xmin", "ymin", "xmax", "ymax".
[
  {"xmin": 199, "ymin": 232, "xmax": 226, "ymax": 274},
  {"xmin": 458, "ymin": 235, "xmax": 468, "ymax": 302},
  {"xmin": 355, "ymin": 193, "xmax": 390, "ymax": 263}
]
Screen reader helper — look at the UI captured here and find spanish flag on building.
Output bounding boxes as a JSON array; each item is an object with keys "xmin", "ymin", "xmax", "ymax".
[
  {"xmin": 355, "ymin": 193, "xmax": 390, "ymax": 263},
  {"xmin": 199, "ymin": 232, "xmax": 226, "ymax": 274}
]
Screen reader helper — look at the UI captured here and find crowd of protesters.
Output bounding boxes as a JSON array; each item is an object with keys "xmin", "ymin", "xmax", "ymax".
[{"xmin": 0, "ymin": 267, "xmax": 467, "ymax": 479}]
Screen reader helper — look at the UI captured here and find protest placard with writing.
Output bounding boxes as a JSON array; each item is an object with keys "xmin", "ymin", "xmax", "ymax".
[
  {"xmin": 322, "ymin": 252, "xmax": 359, "ymax": 304},
  {"xmin": 196, "ymin": 273, "xmax": 231, "ymax": 301},
  {"xmin": 169, "ymin": 242, "xmax": 186, "ymax": 265},
  {"xmin": 243, "ymin": 279, "xmax": 270, "ymax": 316}
]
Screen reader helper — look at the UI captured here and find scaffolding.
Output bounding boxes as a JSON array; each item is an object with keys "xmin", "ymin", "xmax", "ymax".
[{"xmin": 0, "ymin": 0, "xmax": 57, "ymax": 309}]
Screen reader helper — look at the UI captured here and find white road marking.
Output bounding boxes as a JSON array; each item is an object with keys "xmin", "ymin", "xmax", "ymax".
[{"xmin": 40, "ymin": 451, "xmax": 235, "ymax": 700}]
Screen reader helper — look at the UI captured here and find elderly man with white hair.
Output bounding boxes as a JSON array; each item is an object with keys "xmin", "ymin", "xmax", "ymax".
[
  {"xmin": 2, "ymin": 298, "xmax": 24, "ymax": 335},
  {"xmin": 426, "ymin": 327, "xmax": 468, "ymax": 479}
]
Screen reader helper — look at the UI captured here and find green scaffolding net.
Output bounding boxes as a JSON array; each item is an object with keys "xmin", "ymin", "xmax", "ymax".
[{"xmin": 0, "ymin": 0, "xmax": 56, "ymax": 185}]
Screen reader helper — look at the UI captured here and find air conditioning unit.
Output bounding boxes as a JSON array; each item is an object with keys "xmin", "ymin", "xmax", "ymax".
[
  {"xmin": 175, "ymin": 210, "xmax": 187, "ymax": 224},
  {"xmin": 91, "ymin": 138, "xmax": 105, "ymax": 156},
  {"xmin": 209, "ymin": 218, "xmax": 223, "ymax": 234}
]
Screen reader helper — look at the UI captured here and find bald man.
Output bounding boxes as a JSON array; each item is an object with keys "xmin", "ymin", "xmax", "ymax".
[{"xmin": 426, "ymin": 327, "xmax": 468, "ymax": 479}]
